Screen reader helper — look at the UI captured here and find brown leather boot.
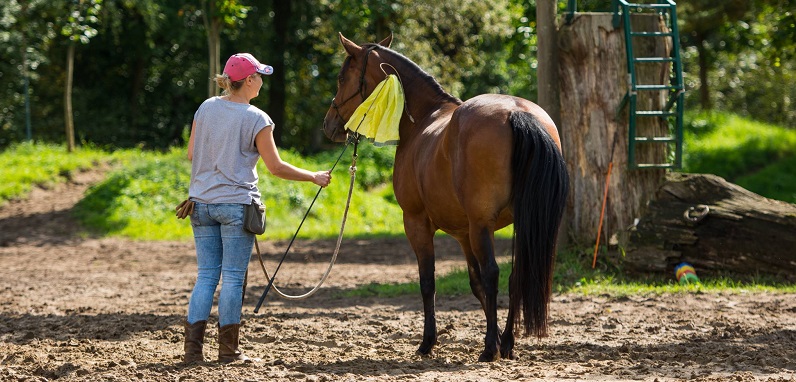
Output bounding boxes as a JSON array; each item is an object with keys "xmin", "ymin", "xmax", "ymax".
[
  {"xmin": 183, "ymin": 320, "xmax": 207, "ymax": 363},
  {"xmin": 217, "ymin": 323, "xmax": 260, "ymax": 363}
]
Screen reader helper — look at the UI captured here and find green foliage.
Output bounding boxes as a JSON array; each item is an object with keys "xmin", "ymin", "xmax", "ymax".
[
  {"xmin": 61, "ymin": 0, "xmax": 102, "ymax": 44},
  {"xmin": 679, "ymin": 0, "xmax": 796, "ymax": 127},
  {"xmin": 682, "ymin": 112, "xmax": 796, "ymax": 197},
  {"xmin": 0, "ymin": 0, "xmax": 542, "ymax": 152},
  {"xmin": 0, "ymin": 142, "xmax": 110, "ymax": 205}
]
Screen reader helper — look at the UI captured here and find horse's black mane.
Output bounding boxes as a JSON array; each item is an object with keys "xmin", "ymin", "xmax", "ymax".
[{"xmin": 363, "ymin": 43, "xmax": 461, "ymax": 104}]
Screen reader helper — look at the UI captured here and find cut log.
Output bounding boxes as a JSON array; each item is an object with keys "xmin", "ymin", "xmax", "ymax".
[{"xmin": 620, "ymin": 172, "xmax": 796, "ymax": 281}]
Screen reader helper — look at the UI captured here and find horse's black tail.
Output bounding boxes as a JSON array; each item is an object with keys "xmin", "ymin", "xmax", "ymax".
[{"xmin": 509, "ymin": 110, "xmax": 569, "ymax": 338}]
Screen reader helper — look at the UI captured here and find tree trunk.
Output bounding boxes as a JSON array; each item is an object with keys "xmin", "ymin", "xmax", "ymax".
[
  {"xmin": 695, "ymin": 33, "xmax": 711, "ymax": 110},
  {"xmin": 558, "ymin": 13, "xmax": 671, "ymax": 246},
  {"xmin": 620, "ymin": 173, "xmax": 796, "ymax": 281},
  {"xmin": 537, "ymin": 0, "xmax": 559, "ymax": 126},
  {"xmin": 537, "ymin": 0, "xmax": 564, "ymax": 247},
  {"xmin": 64, "ymin": 42, "xmax": 76, "ymax": 153},
  {"xmin": 204, "ymin": 0, "xmax": 220, "ymax": 98}
]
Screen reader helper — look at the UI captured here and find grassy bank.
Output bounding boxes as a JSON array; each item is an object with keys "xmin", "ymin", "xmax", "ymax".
[
  {"xmin": 0, "ymin": 142, "xmax": 116, "ymax": 205},
  {"xmin": 72, "ymin": 144, "xmax": 405, "ymax": 240},
  {"xmin": 682, "ymin": 111, "xmax": 796, "ymax": 203}
]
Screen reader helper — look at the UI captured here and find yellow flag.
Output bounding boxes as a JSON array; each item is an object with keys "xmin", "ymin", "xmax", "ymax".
[{"xmin": 344, "ymin": 74, "xmax": 403, "ymax": 146}]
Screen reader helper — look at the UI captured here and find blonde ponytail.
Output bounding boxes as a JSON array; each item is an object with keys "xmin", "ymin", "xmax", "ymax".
[{"xmin": 213, "ymin": 73, "xmax": 246, "ymax": 96}]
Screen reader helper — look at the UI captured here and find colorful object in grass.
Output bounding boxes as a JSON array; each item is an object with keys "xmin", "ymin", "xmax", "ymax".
[{"xmin": 675, "ymin": 262, "xmax": 700, "ymax": 285}]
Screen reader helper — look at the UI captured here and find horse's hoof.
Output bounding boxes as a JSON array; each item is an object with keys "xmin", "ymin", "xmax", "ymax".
[
  {"xmin": 416, "ymin": 339, "xmax": 437, "ymax": 356},
  {"xmin": 477, "ymin": 350, "xmax": 499, "ymax": 362},
  {"xmin": 500, "ymin": 348, "xmax": 517, "ymax": 360}
]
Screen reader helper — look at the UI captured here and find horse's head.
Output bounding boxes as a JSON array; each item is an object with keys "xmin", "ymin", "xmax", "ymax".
[{"xmin": 322, "ymin": 33, "xmax": 393, "ymax": 142}]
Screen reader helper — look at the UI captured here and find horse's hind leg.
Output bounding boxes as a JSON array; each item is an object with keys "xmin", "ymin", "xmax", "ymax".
[
  {"xmin": 462, "ymin": 233, "xmax": 517, "ymax": 360},
  {"xmin": 404, "ymin": 212, "xmax": 438, "ymax": 356},
  {"xmin": 457, "ymin": 238, "xmax": 488, "ymax": 313},
  {"xmin": 468, "ymin": 226, "xmax": 501, "ymax": 362},
  {"xmin": 500, "ymin": 294, "xmax": 517, "ymax": 359}
]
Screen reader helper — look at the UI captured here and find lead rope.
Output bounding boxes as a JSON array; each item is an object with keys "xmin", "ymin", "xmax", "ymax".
[
  {"xmin": 253, "ymin": 64, "xmax": 391, "ymax": 311},
  {"xmin": 253, "ymin": 142, "xmax": 358, "ymax": 301}
]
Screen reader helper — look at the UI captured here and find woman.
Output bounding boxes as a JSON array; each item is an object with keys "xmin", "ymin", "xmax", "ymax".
[{"xmin": 184, "ymin": 53, "xmax": 332, "ymax": 363}]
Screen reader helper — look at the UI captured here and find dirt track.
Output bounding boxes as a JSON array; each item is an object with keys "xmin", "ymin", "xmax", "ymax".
[{"xmin": 0, "ymin": 170, "xmax": 795, "ymax": 381}]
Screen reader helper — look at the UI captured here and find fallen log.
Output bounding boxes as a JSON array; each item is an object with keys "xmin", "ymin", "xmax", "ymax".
[{"xmin": 619, "ymin": 172, "xmax": 796, "ymax": 281}]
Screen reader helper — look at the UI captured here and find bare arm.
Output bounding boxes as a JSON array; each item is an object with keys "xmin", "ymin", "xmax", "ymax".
[
  {"xmin": 255, "ymin": 126, "xmax": 331, "ymax": 187},
  {"xmin": 187, "ymin": 120, "xmax": 196, "ymax": 161}
]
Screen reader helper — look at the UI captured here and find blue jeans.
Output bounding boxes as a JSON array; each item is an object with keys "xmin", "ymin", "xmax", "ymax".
[{"xmin": 187, "ymin": 203, "xmax": 253, "ymax": 327}]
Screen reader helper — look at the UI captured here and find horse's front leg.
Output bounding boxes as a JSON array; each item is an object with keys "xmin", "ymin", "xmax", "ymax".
[{"xmin": 404, "ymin": 213, "xmax": 438, "ymax": 356}]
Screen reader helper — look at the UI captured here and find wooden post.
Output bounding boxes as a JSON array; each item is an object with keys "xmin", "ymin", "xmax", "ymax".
[{"xmin": 558, "ymin": 13, "xmax": 671, "ymax": 246}]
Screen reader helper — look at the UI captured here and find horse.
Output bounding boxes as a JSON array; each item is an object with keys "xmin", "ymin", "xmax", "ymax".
[{"xmin": 322, "ymin": 33, "xmax": 569, "ymax": 362}]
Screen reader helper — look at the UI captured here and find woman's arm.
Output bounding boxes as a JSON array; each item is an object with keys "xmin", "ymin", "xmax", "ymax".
[
  {"xmin": 255, "ymin": 126, "xmax": 331, "ymax": 187},
  {"xmin": 187, "ymin": 120, "xmax": 196, "ymax": 161}
]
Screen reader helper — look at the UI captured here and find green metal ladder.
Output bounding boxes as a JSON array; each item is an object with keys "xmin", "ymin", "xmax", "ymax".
[{"xmin": 613, "ymin": 0, "xmax": 685, "ymax": 169}]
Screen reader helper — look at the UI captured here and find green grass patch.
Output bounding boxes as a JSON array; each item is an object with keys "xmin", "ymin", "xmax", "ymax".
[
  {"xmin": 73, "ymin": 144, "xmax": 406, "ymax": 240},
  {"xmin": 683, "ymin": 111, "xmax": 796, "ymax": 183},
  {"xmin": 734, "ymin": 155, "xmax": 796, "ymax": 204},
  {"xmin": 0, "ymin": 142, "xmax": 113, "ymax": 206},
  {"xmin": 74, "ymin": 147, "xmax": 194, "ymax": 240},
  {"xmin": 343, "ymin": 247, "xmax": 796, "ymax": 298}
]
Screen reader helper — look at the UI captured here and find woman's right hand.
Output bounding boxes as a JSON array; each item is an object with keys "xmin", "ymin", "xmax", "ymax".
[{"xmin": 312, "ymin": 170, "xmax": 332, "ymax": 188}]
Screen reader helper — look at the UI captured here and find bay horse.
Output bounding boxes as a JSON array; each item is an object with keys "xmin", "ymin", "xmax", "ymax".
[{"xmin": 322, "ymin": 33, "xmax": 569, "ymax": 362}]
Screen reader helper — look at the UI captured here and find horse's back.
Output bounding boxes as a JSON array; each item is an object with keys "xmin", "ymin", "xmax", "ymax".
[
  {"xmin": 452, "ymin": 94, "xmax": 559, "ymax": 148},
  {"xmin": 441, "ymin": 94, "xmax": 555, "ymax": 230}
]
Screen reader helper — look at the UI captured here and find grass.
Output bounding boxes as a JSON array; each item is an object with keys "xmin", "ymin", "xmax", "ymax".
[
  {"xmin": 343, "ymin": 249, "xmax": 796, "ymax": 299},
  {"xmin": 0, "ymin": 142, "xmax": 114, "ymax": 206},
  {"xmin": 72, "ymin": 143, "xmax": 407, "ymax": 240},
  {"xmin": 682, "ymin": 111, "xmax": 796, "ymax": 203}
]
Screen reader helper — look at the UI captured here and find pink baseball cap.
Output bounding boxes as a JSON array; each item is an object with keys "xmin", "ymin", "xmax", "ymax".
[{"xmin": 223, "ymin": 53, "xmax": 274, "ymax": 81}]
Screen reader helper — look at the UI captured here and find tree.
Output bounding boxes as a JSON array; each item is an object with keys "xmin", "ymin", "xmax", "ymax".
[
  {"xmin": 60, "ymin": 0, "xmax": 103, "ymax": 152},
  {"xmin": 536, "ymin": 0, "xmax": 559, "ymax": 125},
  {"xmin": 0, "ymin": 0, "xmax": 57, "ymax": 146},
  {"xmin": 200, "ymin": 0, "xmax": 249, "ymax": 98}
]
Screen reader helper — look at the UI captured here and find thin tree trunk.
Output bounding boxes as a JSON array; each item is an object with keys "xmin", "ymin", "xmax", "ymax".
[
  {"xmin": 64, "ymin": 42, "xmax": 76, "ymax": 153},
  {"xmin": 22, "ymin": 33, "xmax": 32, "ymax": 141},
  {"xmin": 204, "ymin": 0, "xmax": 220, "ymax": 98}
]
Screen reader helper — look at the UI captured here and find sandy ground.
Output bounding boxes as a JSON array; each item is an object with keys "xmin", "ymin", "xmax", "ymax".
[{"xmin": 0, "ymin": 169, "xmax": 794, "ymax": 382}]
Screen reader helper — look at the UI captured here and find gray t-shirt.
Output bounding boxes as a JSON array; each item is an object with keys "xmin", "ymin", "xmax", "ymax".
[{"xmin": 189, "ymin": 96, "xmax": 274, "ymax": 204}]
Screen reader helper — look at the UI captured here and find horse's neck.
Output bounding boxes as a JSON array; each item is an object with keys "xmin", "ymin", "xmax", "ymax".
[{"xmin": 399, "ymin": 80, "xmax": 458, "ymax": 137}]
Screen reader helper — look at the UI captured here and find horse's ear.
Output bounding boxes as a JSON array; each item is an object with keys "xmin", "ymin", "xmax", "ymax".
[
  {"xmin": 377, "ymin": 33, "xmax": 393, "ymax": 48},
  {"xmin": 339, "ymin": 32, "xmax": 361, "ymax": 56}
]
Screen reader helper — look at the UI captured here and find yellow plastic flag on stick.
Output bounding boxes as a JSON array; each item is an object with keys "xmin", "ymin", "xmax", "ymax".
[{"xmin": 344, "ymin": 74, "xmax": 403, "ymax": 146}]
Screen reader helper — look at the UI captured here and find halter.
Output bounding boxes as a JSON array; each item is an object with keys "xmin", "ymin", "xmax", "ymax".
[{"xmin": 329, "ymin": 45, "xmax": 381, "ymax": 123}]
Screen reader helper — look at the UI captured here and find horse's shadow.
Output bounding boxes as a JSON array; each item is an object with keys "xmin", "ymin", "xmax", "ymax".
[{"xmin": 280, "ymin": 327, "xmax": 796, "ymax": 378}]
